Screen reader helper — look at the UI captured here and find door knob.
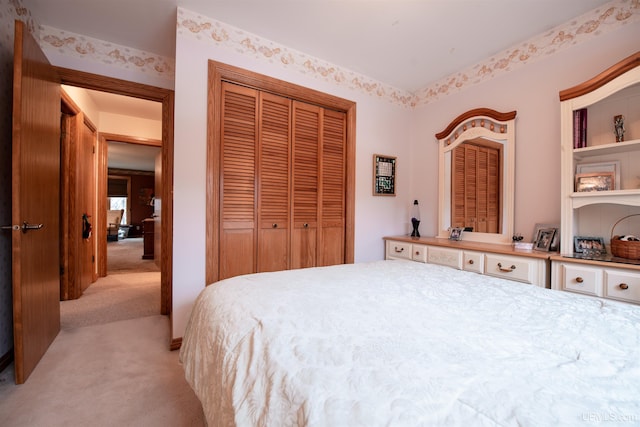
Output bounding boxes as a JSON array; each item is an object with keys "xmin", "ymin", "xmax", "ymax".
[{"xmin": 1, "ymin": 222, "xmax": 44, "ymax": 233}]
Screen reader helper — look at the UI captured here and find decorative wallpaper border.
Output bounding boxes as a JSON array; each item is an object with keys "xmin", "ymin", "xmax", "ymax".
[
  {"xmin": 176, "ymin": 7, "xmax": 415, "ymax": 107},
  {"xmin": 38, "ymin": 25, "xmax": 175, "ymax": 80},
  {"xmin": 6, "ymin": 0, "xmax": 639, "ymax": 108},
  {"xmin": 177, "ymin": 0, "xmax": 639, "ymax": 108},
  {"xmin": 415, "ymin": 0, "xmax": 640, "ymax": 106}
]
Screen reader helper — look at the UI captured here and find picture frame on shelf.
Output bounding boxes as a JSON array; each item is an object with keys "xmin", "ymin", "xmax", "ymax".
[
  {"xmin": 532, "ymin": 223, "xmax": 559, "ymax": 252},
  {"xmin": 449, "ymin": 227, "xmax": 463, "ymax": 241},
  {"xmin": 573, "ymin": 236, "xmax": 606, "ymax": 254},
  {"xmin": 373, "ymin": 154, "xmax": 396, "ymax": 196},
  {"xmin": 576, "ymin": 161, "xmax": 620, "ymax": 190},
  {"xmin": 534, "ymin": 228, "xmax": 556, "ymax": 252},
  {"xmin": 575, "ymin": 172, "xmax": 615, "ymax": 192}
]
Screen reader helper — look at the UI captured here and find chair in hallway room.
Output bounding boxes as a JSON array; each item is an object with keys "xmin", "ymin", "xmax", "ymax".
[{"xmin": 106, "ymin": 209, "xmax": 124, "ymax": 241}]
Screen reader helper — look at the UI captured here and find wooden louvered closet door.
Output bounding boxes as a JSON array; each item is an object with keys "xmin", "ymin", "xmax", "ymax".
[
  {"xmin": 219, "ymin": 83, "xmax": 258, "ymax": 279},
  {"xmin": 257, "ymin": 92, "xmax": 291, "ymax": 272},
  {"xmin": 218, "ymin": 83, "xmax": 347, "ymax": 280},
  {"xmin": 451, "ymin": 139, "xmax": 501, "ymax": 233}
]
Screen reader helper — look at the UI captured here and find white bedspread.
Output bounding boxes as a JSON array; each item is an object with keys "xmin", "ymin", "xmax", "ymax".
[{"xmin": 180, "ymin": 260, "xmax": 640, "ymax": 426}]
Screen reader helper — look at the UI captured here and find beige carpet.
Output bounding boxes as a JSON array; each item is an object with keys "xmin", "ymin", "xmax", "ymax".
[
  {"xmin": 107, "ymin": 237, "xmax": 159, "ymax": 273},
  {"xmin": 0, "ymin": 247, "xmax": 205, "ymax": 426},
  {"xmin": 0, "ymin": 316, "xmax": 205, "ymax": 426},
  {"xmin": 61, "ymin": 271, "xmax": 161, "ymax": 330}
]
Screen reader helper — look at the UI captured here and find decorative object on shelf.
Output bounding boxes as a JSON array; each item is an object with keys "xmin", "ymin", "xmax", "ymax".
[
  {"xmin": 575, "ymin": 172, "xmax": 615, "ymax": 192},
  {"xmin": 573, "ymin": 108, "xmax": 588, "ymax": 148},
  {"xmin": 610, "ymin": 214, "xmax": 640, "ymax": 260},
  {"xmin": 410, "ymin": 199, "xmax": 420, "ymax": 238},
  {"xmin": 533, "ymin": 228, "xmax": 556, "ymax": 252},
  {"xmin": 573, "ymin": 236, "xmax": 606, "ymax": 256},
  {"xmin": 373, "ymin": 154, "xmax": 396, "ymax": 196},
  {"xmin": 614, "ymin": 114, "xmax": 625, "ymax": 143},
  {"xmin": 576, "ymin": 161, "xmax": 620, "ymax": 190},
  {"xmin": 532, "ymin": 223, "xmax": 559, "ymax": 252},
  {"xmin": 449, "ymin": 227, "xmax": 463, "ymax": 241}
]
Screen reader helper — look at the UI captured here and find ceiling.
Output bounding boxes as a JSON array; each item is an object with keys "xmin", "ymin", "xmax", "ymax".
[
  {"xmin": 25, "ymin": 0, "xmax": 612, "ymax": 92},
  {"xmin": 34, "ymin": 1, "xmax": 614, "ymax": 171}
]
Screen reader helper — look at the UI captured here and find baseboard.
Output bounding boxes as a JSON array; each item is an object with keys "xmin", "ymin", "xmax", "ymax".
[
  {"xmin": 0, "ymin": 348, "xmax": 13, "ymax": 373},
  {"xmin": 170, "ymin": 337, "xmax": 182, "ymax": 351}
]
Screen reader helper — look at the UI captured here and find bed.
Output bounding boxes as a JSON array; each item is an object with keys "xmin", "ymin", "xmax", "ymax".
[{"xmin": 180, "ymin": 260, "xmax": 640, "ymax": 426}]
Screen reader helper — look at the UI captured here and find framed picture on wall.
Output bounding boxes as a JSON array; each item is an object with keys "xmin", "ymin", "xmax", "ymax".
[{"xmin": 373, "ymin": 154, "xmax": 396, "ymax": 196}]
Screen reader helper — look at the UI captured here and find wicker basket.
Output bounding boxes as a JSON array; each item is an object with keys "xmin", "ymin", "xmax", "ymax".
[{"xmin": 610, "ymin": 214, "xmax": 640, "ymax": 259}]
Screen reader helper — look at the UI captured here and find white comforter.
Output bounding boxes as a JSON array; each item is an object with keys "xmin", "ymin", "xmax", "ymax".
[{"xmin": 180, "ymin": 260, "xmax": 640, "ymax": 426}]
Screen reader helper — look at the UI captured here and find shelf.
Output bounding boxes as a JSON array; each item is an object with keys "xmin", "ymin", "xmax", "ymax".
[
  {"xmin": 571, "ymin": 188, "xmax": 640, "ymax": 208},
  {"xmin": 573, "ymin": 138, "xmax": 640, "ymax": 159}
]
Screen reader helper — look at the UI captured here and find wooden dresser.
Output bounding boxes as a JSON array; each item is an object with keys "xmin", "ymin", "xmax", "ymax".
[{"xmin": 384, "ymin": 236, "xmax": 552, "ymax": 288}]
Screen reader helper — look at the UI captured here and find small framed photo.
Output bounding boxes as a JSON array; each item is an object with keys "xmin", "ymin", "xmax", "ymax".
[
  {"xmin": 373, "ymin": 154, "xmax": 396, "ymax": 196},
  {"xmin": 573, "ymin": 236, "xmax": 606, "ymax": 254},
  {"xmin": 576, "ymin": 161, "xmax": 620, "ymax": 190},
  {"xmin": 532, "ymin": 223, "xmax": 559, "ymax": 252},
  {"xmin": 449, "ymin": 227, "xmax": 463, "ymax": 241},
  {"xmin": 534, "ymin": 228, "xmax": 556, "ymax": 252},
  {"xmin": 575, "ymin": 172, "xmax": 615, "ymax": 192}
]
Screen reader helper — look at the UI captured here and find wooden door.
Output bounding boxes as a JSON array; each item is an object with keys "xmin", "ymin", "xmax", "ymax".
[
  {"xmin": 291, "ymin": 101, "xmax": 320, "ymax": 269},
  {"xmin": 452, "ymin": 139, "xmax": 501, "ymax": 233},
  {"xmin": 219, "ymin": 83, "xmax": 258, "ymax": 279},
  {"xmin": 154, "ymin": 150, "xmax": 162, "ymax": 269},
  {"xmin": 11, "ymin": 20, "xmax": 61, "ymax": 384},
  {"xmin": 256, "ymin": 92, "xmax": 291, "ymax": 272},
  {"xmin": 319, "ymin": 109, "xmax": 346, "ymax": 266},
  {"xmin": 79, "ymin": 119, "xmax": 96, "ymax": 290}
]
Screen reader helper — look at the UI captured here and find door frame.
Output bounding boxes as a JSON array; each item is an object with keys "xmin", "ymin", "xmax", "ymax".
[{"xmin": 55, "ymin": 67, "xmax": 175, "ymax": 339}]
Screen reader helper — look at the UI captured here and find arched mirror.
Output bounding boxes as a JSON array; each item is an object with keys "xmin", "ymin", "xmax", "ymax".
[{"xmin": 435, "ymin": 108, "xmax": 516, "ymax": 244}]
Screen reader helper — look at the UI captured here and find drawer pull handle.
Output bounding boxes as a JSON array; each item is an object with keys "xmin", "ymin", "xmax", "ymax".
[
  {"xmin": 575, "ymin": 277, "xmax": 584, "ymax": 283},
  {"xmin": 468, "ymin": 259, "xmax": 474, "ymax": 265},
  {"xmin": 415, "ymin": 251, "xmax": 420, "ymax": 255},
  {"xmin": 394, "ymin": 247, "xmax": 404, "ymax": 253},
  {"xmin": 619, "ymin": 283, "xmax": 629, "ymax": 290},
  {"xmin": 497, "ymin": 263, "xmax": 516, "ymax": 272}
]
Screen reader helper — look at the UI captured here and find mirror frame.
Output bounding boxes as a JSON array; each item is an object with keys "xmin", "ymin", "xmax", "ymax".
[{"xmin": 435, "ymin": 108, "xmax": 517, "ymax": 245}]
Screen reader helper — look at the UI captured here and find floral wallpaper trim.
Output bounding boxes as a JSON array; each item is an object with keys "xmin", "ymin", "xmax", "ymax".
[
  {"xmin": 178, "ymin": 0, "xmax": 637, "ymax": 108},
  {"xmin": 414, "ymin": 0, "xmax": 640, "ymax": 106},
  {"xmin": 38, "ymin": 25, "xmax": 175, "ymax": 80},
  {"xmin": 176, "ymin": 7, "xmax": 414, "ymax": 107}
]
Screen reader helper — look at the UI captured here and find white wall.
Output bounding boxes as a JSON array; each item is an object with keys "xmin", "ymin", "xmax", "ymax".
[
  {"xmin": 172, "ymin": 11, "xmax": 415, "ymax": 338},
  {"xmin": 411, "ymin": 23, "xmax": 640, "ymax": 242}
]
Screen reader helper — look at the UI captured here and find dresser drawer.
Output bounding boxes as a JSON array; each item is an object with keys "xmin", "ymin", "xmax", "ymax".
[
  {"xmin": 561, "ymin": 264, "xmax": 602, "ymax": 297},
  {"xmin": 484, "ymin": 254, "xmax": 537, "ymax": 284},
  {"xmin": 411, "ymin": 244, "xmax": 428, "ymax": 263},
  {"xmin": 462, "ymin": 251, "xmax": 483, "ymax": 274},
  {"xmin": 428, "ymin": 247, "xmax": 462, "ymax": 269},
  {"xmin": 604, "ymin": 270, "xmax": 640, "ymax": 304},
  {"xmin": 386, "ymin": 240, "xmax": 412, "ymax": 260}
]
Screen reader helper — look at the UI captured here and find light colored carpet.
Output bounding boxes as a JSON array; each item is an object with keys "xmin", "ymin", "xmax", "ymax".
[
  {"xmin": 61, "ymin": 271, "xmax": 161, "ymax": 330},
  {"xmin": 107, "ymin": 237, "xmax": 159, "ymax": 273},
  {"xmin": 0, "ymin": 252, "xmax": 205, "ymax": 426},
  {"xmin": 0, "ymin": 316, "xmax": 205, "ymax": 426}
]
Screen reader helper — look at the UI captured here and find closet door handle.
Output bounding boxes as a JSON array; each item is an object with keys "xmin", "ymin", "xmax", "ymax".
[
  {"xmin": 303, "ymin": 223, "xmax": 309, "ymax": 228},
  {"xmin": 272, "ymin": 223, "xmax": 278, "ymax": 228}
]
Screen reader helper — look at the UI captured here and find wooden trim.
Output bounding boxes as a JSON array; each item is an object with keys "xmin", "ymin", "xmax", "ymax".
[
  {"xmin": 206, "ymin": 61, "xmax": 356, "ymax": 284},
  {"xmin": 60, "ymin": 88, "xmax": 81, "ymax": 114},
  {"xmin": 435, "ymin": 108, "xmax": 517, "ymax": 140},
  {"xmin": 559, "ymin": 51, "xmax": 640, "ymax": 101},
  {"xmin": 100, "ymin": 132, "xmax": 162, "ymax": 147},
  {"xmin": 55, "ymin": 66, "xmax": 175, "ymax": 345},
  {"xmin": 169, "ymin": 337, "xmax": 182, "ymax": 351}
]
